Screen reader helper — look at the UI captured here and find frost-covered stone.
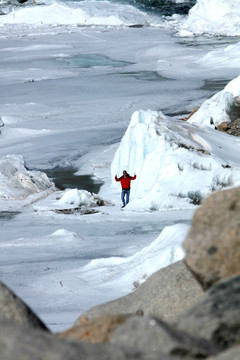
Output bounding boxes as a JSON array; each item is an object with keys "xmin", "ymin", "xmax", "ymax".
[
  {"xmin": 58, "ymin": 189, "xmax": 101, "ymax": 208},
  {"xmin": 0, "ymin": 155, "xmax": 55, "ymax": 200}
]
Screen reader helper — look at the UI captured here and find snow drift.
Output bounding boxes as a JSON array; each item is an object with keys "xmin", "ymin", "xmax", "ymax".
[{"xmin": 69, "ymin": 223, "xmax": 187, "ymax": 292}]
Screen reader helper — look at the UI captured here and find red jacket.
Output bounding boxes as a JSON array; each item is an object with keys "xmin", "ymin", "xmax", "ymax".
[{"xmin": 115, "ymin": 174, "xmax": 136, "ymax": 190}]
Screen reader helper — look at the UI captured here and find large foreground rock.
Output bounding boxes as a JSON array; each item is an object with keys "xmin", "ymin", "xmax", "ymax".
[
  {"xmin": 0, "ymin": 282, "xmax": 48, "ymax": 331},
  {"xmin": 77, "ymin": 261, "xmax": 203, "ymax": 322},
  {"xmin": 175, "ymin": 276, "xmax": 240, "ymax": 349},
  {"xmin": 184, "ymin": 186, "xmax": 240, "ymax": 289},
  {"xmin": 110, "ymin": 315, "xmax": 221, "ymax": 358},
  {"xmin": 0, "ymin": 318, "xmax": 185, "ymax": 360},
  {"xmin": 208, "ymin": 346, "xmax": 240, "ymax": 360}
]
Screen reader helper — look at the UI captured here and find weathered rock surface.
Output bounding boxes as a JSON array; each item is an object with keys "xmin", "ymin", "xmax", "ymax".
[
  {"xmin": 175, "ymin": 276, "xmax": 240, "ymax": 349},
  {"xmin": 226, "ymin": 118, "xmax": 240, "ymax": 136},
  {"xmin": 58, "ymin": 314, "xmax": 132, "ymax": 343},
  {"xmin": 110, "ymin": 315, "xmax": 221, "ymax": 358},
  {"xmin": 217, "ymin": 121, "xmax": 228, "ymax": 132},
  {"xmin": 183, "ymin": 186, "xmax": 240, "ymax": 289},
  {"xmin": 208, "ymin": 345, "xmax": 240, "ymax": 360},
  {"xmin": 0, "ymin": 281, "xmax": 48, "ymax": 331},
  {"xmin": 77, "ymin": 260, "xmax": 203, "ymax": 322},
  {"xmin": 0, "ymin": 318, "xmax": 186, "ymax": 360}
]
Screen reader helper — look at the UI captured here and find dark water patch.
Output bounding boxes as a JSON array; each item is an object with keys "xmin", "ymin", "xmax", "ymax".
[
  {"xmin": 119, "ymin": 0, "xmax": 196, "ymax": 16},
  {"xmin": 0, "ymin": 211, "xmax": 20, "ymax": 220},
  {"xmin": 176, "ymin": 36, "xmax": 240, "ymax": 49},
  {"xmin": 165, "ymin": 110, "xmax": 191, "ymax": 117},
  {"xmin": 44, "ymin": 166, "xmax": 103, "ymax": 194},
  {"xmin": 60, "ymin": 54, "xmax": 133, "ymax": 68},
  {"xmin": 112, "ymin": 71, "xmax": 172, "ymax": 81},
  {"xmin": 201, "ymin": 79, "xmax": 231, "ymax": 92}
]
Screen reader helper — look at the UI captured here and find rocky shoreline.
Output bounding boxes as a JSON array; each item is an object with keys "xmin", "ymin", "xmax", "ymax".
[{"xmin": 1, "ymin": 185, "xmax": 240, "ymax": 359}]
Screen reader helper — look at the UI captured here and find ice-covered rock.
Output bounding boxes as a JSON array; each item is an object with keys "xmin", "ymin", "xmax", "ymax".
[
  {"xmin": 0, "ymin": 154, "xmax": 55, "ymax": 200},
  {"xmin": 58, "ymin": 189, "xmax": 99, "ymax": 208}
]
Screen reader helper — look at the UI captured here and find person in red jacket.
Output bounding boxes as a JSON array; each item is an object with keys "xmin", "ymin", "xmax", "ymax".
[{"xmin": 115, "ymin": 170, "xmax": 137, "ymax": 208}]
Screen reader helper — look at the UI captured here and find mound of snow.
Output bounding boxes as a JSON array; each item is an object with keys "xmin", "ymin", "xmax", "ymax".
[
  {"xmin": 58, "ymin": 188, "xmax": 103, "ymax": 208},
  {"xmin": 0, "ymin": 154, "xmax": 55, "ymax": 200},
  {"xmin": 179, "ymin": 0, "xmax": 240, "ymax": 36}
]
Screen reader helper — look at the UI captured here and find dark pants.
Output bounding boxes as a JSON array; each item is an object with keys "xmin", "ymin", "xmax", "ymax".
[{"xmin": 121, "ymin": 189, "xmax": 130, "ymax": 207}]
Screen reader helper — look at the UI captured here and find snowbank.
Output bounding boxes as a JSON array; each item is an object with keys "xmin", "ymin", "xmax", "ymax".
[
  {"xmin": 179, "ymin": 0, "xmax": 240, "ymax": 36},
  {"xmin": 0, "ymin": 155, "xmax": 55, "ymax": 200},
  {"xmin": 111, "ymin": 76, "xmax": 240, "ymax": 211},
  {"xmin": 77, "ymin": 223, "xmax": 187, "ymax": 291},
  {"xmin": 0, "ymin": 1, "xmax": 159, "ymax": 27},
  {"xmin": 188, "ymin": 75, "xmax": 240, "ymax": 127}
]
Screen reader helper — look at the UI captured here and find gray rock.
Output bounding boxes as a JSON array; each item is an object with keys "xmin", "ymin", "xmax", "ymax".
[
  {"xmin": 208, "ymin": 346, "xmax": 240, "ymax": 360},
  {"xmin": 175, "ymin": 276, "xmax": 240, "ymax": 349},
  {"xmin": 0, "ymin": 281, "xmax": 48, "ymax": 331},
  {"xmin": 110, "ymin": 315, "xmax": 221, "ymax": 358},
  {"xmin": 77, "ymin": 261, "xmax": 203, "ymax": 323},
  {"xmin": 183, "ymin": 186, "xmax": 240, "ymax": 289},
  {"xmin": 0, "ymin": 318, "xmax": 185, "ymax": 360}
]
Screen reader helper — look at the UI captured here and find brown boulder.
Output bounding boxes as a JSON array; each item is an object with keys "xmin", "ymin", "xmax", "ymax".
[
  {"xmin": 57, "ymin": 314, "xmax": 131, "ymax": 343},
  {"xmin": 183, "ymin": 186, "xmax": 240, "ymax": 290},
  {"xmin": 217, "ymin": 121, "xmax": 228, "ymax": 132}
]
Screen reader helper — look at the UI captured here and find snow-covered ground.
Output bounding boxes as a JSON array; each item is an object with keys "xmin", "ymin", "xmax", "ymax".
[{"xmin": 0, "ymin": 0, "xmax": 240, "ymax": 331}]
